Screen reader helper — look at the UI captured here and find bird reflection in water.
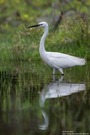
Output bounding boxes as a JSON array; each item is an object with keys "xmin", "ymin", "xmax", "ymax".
[
  {"xmin": 38, "ymin": 109, "xmax": 49, "ymax": 130},
  {"xmin": 38, "ymin": 76, "xmax": 86, "ymax": 130}
]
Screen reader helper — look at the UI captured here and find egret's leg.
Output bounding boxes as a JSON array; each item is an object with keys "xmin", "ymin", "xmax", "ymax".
[
  {"xmin": 52, "ymin": 68, "xmax": 56, "ymax": 81},
  {"xmin": 58, "ymin": 68, "xmax": 64, "ymax": 75},
  {"xmin": 53, "ymin": 68, "xmax": 56, "ymax": 74}
]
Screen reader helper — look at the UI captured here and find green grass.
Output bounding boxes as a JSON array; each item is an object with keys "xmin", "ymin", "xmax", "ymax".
[{"xmin": 0, "ymin": 18, "xmax": 89, "ymax": 65}]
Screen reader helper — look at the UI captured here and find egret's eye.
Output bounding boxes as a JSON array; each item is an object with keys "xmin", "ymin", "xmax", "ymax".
[{"xmin": 39, "ymin": 23, "xmax": 43, "ymax": 26}]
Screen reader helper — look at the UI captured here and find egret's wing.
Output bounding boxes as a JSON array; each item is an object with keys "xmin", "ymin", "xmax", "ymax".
[
  {"xmin": 47, "ymin": 52, "xmax": 86, "ymax": 68},
  {"xmin": 48, "ymin": 56, "xmax": 74, "ymax": 68},
  {"xmin": 47, "ymin": 52, "xmax": 84, "ymax": 59}
]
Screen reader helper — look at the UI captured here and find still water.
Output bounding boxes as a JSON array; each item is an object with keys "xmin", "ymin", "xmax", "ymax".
[{"xmin": 0, "ymin": 61, "xmax": 90, "ymax": 135}]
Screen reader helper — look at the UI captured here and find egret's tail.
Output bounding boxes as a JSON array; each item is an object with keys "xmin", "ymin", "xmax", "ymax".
[{"xmin": 77, "ymin": 58, "xmax": 86, "ymax": 66}]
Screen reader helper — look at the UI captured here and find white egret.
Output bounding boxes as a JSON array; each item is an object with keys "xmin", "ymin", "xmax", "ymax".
[{"xmin": 28, "ymin": 22, "xmax": 86, "ymax": 75}]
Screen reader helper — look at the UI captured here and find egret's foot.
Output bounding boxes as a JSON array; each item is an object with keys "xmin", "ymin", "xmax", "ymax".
[{"xmin": 58, "ymin": 68, "xmax": 64, "ymax": 75}]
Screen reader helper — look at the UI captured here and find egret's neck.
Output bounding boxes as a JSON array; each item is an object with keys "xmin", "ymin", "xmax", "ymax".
[{"xmin": 39, "ymin": 25, "xmax": 48, "ymax": 53}]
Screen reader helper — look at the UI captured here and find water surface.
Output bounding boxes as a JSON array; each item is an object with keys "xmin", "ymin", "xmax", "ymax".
[{"xmin": 0, "ymin": 61, "xmax": 90, "ymax": 135}]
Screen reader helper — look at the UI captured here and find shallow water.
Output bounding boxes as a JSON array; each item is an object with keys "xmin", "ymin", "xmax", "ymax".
[{"xmin": 0, "ymin": 61, "xmax": 90, "ymax": 135}]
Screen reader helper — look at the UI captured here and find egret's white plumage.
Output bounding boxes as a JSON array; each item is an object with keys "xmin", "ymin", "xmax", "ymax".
[{"xmin": 29, "ymin": 22, "xmax": 86, "ymax": 75}]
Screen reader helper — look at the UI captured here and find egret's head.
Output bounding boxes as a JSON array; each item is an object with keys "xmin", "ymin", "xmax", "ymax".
[
  {"xmin": 38, "ymin": 22, "xmax": 48, "ymax": 27},
  {"xmin": 28, "ymin": 21, "xmax": 48, "ymax": 29}
]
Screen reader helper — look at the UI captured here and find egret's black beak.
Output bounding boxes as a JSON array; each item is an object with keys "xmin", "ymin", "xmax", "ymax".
[{"xmin": 28, "ymin": 24, "xmax": 42, "ymax": 28}]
